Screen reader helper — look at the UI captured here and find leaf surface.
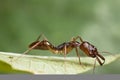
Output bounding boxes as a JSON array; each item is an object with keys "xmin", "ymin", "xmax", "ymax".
[{"xmin": 0, "ymin": 52, "xmax": 119, "ymax": 74}]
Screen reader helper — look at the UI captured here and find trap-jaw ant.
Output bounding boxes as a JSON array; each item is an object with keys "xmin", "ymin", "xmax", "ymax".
[
  {"xmin": 28, "ymin": 34, "xmax": 105, "ymax": 65},
  {"xmin": 22, "ymin": 34, "xmax": 105, "ymax": 73}
]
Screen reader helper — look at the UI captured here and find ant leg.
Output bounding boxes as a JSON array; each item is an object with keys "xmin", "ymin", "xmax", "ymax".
[
  {"xmin": 63, "ymin": 45, "xmax": 67, "ymax": 72},
  {"xmin": 36, "ymin": 34, "xmax": 48, "ymax": 41},
  {"xmin": 24, "ymin": 41, "xmax": 41, "ymax": 54},
  {"xmin": 75, "ymin": 47, "xmax": 81, "ymax": 65},
  {"xmin": 63, "ymin": 44, "xmax": 67, "ymax": 61},
  {"xmin": 93, "ymin": 56, "xmax": 103, "ymax": 74},
  {"xmin": 93, "ymin": 58, "xmax": 97, "ymax": 74},
  {"xmin": 72, "ymin": 36, "xmax": 84, "ymax": 42},
  {"xmin": 42, "ymin": 34, "xmax": 48, "ymax": 40},
  {"xmin": 76, "ymin": 36, "xmax": 84, "ymax": 42},
  {"xmin": 36, "ymin": 34, "xmax": 42, "ymax": 41},
  {"xmin": 15, "ymin": 41, "xmax": 41, "ymax": 61},
  {"xmin": 70, "ymin": 37, "xmax": 75, "ymax": 41}
]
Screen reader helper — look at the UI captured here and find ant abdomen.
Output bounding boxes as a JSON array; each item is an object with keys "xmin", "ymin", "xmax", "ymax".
[{"xmin": 29, "ymin": 40, "xmax": 53, "ymax": 50}]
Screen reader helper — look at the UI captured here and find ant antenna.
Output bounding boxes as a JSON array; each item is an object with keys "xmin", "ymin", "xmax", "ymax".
[{"xmin": 99, "ymin": 51, "xmax": 115, "ymax": 56}]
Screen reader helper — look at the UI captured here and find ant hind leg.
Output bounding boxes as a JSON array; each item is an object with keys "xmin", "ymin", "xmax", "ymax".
[
  {"xmin": 75, "ymin": 47, "xmax": 81, "ymax": 65},
  {"xmin": 36, "ymin": 33, "xmax": 48, "ymax": 41},
  {"xmin": 93, "ymin": 58, "xmax": 97, "ymax": 74},
  {"xmin": 72, "ymin": 36, "xmax": 84, "ymax": 42}
]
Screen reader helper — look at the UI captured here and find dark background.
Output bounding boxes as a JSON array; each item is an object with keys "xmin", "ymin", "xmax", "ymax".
[{"xmin": 0, "ymin": 0, "xmax": 120, "ymax": 74}]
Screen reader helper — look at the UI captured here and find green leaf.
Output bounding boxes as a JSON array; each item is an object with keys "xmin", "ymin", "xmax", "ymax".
[
  {"xmin": 0, "ymin": 59, "xmax": 32, "ymax": 74},
  {"xmin": 0, "ymin": 51, "xmax": 119, "ymax": 74}
]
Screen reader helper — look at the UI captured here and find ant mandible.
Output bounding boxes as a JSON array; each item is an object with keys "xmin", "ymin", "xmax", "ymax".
[{"xmin": 25, "ymin": 34, "xmax": 105, "ymax": 68}]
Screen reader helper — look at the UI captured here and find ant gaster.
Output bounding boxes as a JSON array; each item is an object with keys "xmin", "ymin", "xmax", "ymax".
[{"xmin": 27, "ymin": 34, "xmax": 105, "ymax": 67}]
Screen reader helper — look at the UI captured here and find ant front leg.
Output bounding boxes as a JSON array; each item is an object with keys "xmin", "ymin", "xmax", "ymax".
[
  {"xmin": 91, "ymin": 52, "xmax": 105, "ymax": 73},
  {"xmin": 93, "ymin": 55, "xmax": 105, "ymax": 73}
]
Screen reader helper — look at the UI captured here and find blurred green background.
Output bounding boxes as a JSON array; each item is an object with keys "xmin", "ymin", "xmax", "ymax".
[{"xmin": 0, "ymin": 0, "xmax": 120, "ymax": 74}]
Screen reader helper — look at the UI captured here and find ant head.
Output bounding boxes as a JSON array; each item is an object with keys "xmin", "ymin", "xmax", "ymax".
[
  {"xmin": 80, "ymin": 41, "xmax": 98, "ymax": 58},
  {"xmin": 80, "ymin": 41, "xmax": 105, "ymax": 66}
]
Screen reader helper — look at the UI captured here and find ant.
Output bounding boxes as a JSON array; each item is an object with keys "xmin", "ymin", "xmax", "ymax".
[{"xmin": 21, "ymin": 34, "xmax": 105, "ymax": 73}]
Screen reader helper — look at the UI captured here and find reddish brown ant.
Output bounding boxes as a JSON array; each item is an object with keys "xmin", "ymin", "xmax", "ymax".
[
  {"xmin": 21, "ymin": 34, "xmax": 105, "ymax": 73},
  {"xmin": 28, "ymin": 34, "xmax": 105, "ymax": 64}
]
